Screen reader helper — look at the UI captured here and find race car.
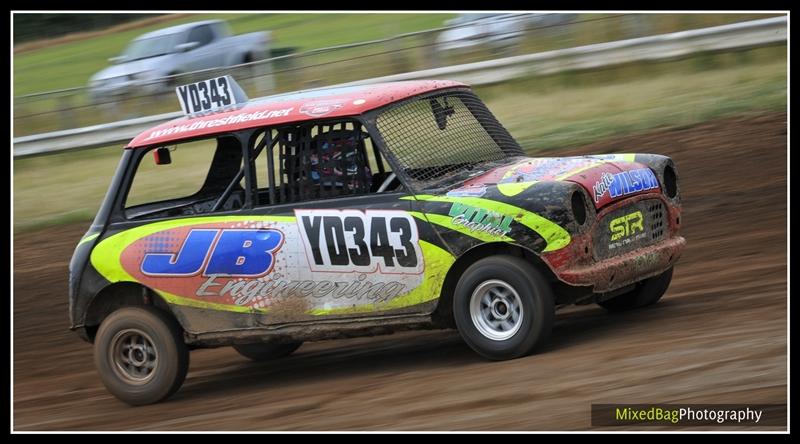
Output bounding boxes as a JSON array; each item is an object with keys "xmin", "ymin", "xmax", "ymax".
[{"xmin": 69, "ymin": 76, "xmax": 685, "ymax": 405}]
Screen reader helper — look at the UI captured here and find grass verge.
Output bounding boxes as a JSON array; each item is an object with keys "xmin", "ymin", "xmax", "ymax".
[{"xmin": 13, "ymin": 47, "xmax": 786, "ymax": 231}]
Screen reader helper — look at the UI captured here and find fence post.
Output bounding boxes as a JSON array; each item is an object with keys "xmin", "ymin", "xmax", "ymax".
[
  {"xmin": 254, "ymin": 58, "xmax": 275, "ymax": 97},
  {"xmin": 422, "ymin": 31, "xmax": 440, "ymax": 69},
  {"xmin": 254, "ymin": 32, "xmax": 275, "ymax": 96},
  {"xmin": 13, "ymin": 101, "xmax": 29, "ymax": 136},
  {"xmin": 57, "ymin": 94, "xmax": 77, "ymax": 130}
]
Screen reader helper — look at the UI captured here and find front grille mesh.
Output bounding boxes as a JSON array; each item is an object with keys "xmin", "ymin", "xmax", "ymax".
[{"xmin": 649, "ymin": 201, "xmax": 665, "ymax": 241}]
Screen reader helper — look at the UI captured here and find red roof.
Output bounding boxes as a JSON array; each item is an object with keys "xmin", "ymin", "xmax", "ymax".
[{"xmin": 127, "ymin": 80, "xmax": 466, "ymax": 148}]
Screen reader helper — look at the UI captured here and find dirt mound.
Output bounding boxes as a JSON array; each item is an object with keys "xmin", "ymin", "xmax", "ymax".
[{"xmin": 13, "ymin": 112, "xmax": 787, "ymax": 430}]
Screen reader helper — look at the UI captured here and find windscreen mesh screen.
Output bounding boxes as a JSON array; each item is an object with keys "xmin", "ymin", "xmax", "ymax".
[{"xmin": 375, "ymin": 90, "xmax": 523, "ymax": 188}]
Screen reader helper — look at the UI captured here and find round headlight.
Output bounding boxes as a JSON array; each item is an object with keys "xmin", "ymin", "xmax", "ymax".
[
  {"xmin": 571, "ymin": 190, "xmax": 587, "ymax": 226},
  {"xmin": 663, "ymin": 165, "xmax": 678, "ymax": 198}
]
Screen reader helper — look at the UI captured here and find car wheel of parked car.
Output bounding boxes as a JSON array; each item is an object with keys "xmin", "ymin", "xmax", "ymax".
[
  {"xmin": 597, "ymin": 267, "xmax": 674, "ymax": 312},
  {"xmin": 233, "ymin": 341, "xmax": 303, "ymax": 361},
  {"xmin": 94, "ymin": 306, "xmax": 189, "ymax": 406},
  {"xmin": 454, "ymin": 255, "xmax": 554, "ymax": 360}
]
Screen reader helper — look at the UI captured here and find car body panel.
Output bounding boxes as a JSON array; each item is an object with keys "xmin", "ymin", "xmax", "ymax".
[
  {"xmin": 450, "ymin": 154, "xmax": 660, "ymax": 208},
  {"xmin": 127, "ymin": 80, "xmax": 466, "ymax": 147},
  {"xmin": 88, "ymin": 212, "xmax": 454, "ymax": 318},
  {"xmin": 69, "ymin": 80, "xmax": 684, "ymax": 347}
]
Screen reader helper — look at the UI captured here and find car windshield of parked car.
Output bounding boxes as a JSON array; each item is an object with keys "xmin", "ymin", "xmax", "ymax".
[
  {"xmin": 374, "ymin": 90, "xmax": 524, "ymax": 190},
  {"xmin": 123, "ymin": 34, "xmax": 179, "ymax": 61}
]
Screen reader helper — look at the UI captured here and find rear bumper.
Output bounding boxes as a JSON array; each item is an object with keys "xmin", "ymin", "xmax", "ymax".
[{"xmin": 549, "ymin": 236, "xmax": 685, "ymax": 293}]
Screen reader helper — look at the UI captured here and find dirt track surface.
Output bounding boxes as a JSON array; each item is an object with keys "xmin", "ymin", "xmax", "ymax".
[{"xmin": 13, "ymin": 113, "xmax": 787, "ymax": 430}]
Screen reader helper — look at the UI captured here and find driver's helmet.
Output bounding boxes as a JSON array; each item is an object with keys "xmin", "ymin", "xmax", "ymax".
[{"xmin": 309, "ymin": 131, "xmax": 371, "ymax": 191}]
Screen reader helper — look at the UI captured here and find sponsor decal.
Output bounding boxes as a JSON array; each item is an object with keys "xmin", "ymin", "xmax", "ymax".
[
  {"xmin": 195, "ymin": 274, "xmax": 407, "ymax": 308},
  {"xmin": 446, "ymin": 184, "xmax": 487, "ymax": 198},
  {"xmin": 95, "ymin": 216, "xmax": 451, "ymax": 314},
  {"xmin": 594, "ymin": 168, "xmax": 659, "ymax": 203},
  {"xmin": 448, "ymin": 202, "xmax": 513, "ymax": 238},
  {"xmin": 608, "ymin": 210, "xmax": 647, "ymax": 250},
  {"xmin": 295, "ymin": 209, "xmax": 424, "ymax": 274},
  {"xmin": 300, "ymin": 100, "xmax": 345, "ymax": 117},
  {"xmin": 586, "ymin": 153, "xmax": 637, "ymax": 162},
  {"xmin": 609, "ymin": 211, "xmax": 644, "ymax": 242},
  {"xmin": 406, "ymin": 195, "xmax": 571, "ymax": 252},
  {"xmin": 141, "ymin": 228, "xmax": 283, "ymax": 277},
  {"xmin": 145, "ymin": 107, "xmax": 294, "ymax": 140},
  {"xmin": 500, "ymin": 158, "xmax": 604, "ymax": 184},
  {"xmin": 593, "ymin": 173, "xmax": 615, "ymax": 204},
  {"xmin": 496, "ymin": 157, "xmax": 610, "ymax": 197}
]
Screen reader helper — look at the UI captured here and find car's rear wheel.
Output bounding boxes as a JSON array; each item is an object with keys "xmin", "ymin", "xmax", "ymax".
[
  {"xmin": 597, "ymin": 267, "xmax": 674, "ymax": 312},
  {"xmin": 94, "ymin": 306, "xmax": 189, "ymax": 406},
  {"xmin": 233, "ymin": 341, "xmax": 303, "ymax": 361},
  {"xmin": 453, "ymin": 256, "xmax": 554, "ymax": 360}
]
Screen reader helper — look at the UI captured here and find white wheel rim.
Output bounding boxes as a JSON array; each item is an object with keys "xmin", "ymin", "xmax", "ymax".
[
  {"xmin": 109, "ymin": 328, "xmax": 159, "ymax": 385},
  {"xmin": 469, "ymin": 279, "xmax": 524, "ymax": 341}
]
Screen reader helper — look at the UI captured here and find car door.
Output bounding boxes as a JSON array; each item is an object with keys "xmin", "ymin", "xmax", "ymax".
[
  {"xmin": 183, "ymin": 24, "xmax": 220, "ymax": 71},
  {"xmin": 90, "ymin": 135, "xmax": 263, "ymax": 336},
  {"xmin": 238, "ymin": 122, "xmax": 453, "ymax": 326}
]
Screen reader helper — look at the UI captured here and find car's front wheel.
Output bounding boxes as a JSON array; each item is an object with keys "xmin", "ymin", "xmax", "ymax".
[
  {"xmin": 94, "ymin": 306, "xmax": 189, "ymax": 406},
  {"xmin": 453, "ymin": 256, "xmax": 554, "ymax": 360},
  {"xmin": 597, "ymin": 267, "xmax": 674, "ymax": 312}
]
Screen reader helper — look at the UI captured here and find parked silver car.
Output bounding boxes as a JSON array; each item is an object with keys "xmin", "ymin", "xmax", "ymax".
[
  {"xmin": 436, "ymin": 13, "xmax": 577, "ymax": 52},
  {"xmin": 88, "ymin": 20, "xmax": 269, "ymax": 102}
]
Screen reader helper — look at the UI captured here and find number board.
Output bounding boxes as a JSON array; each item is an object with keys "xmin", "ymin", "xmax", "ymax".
[{"xmin": 175, "ymin": 75, "xmax": 247, "ymax": 116}]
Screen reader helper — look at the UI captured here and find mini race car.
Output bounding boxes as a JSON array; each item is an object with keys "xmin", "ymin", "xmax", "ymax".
[{"xmin": 69, "ymin": 76, "xmax": 685, "ymax": 405}]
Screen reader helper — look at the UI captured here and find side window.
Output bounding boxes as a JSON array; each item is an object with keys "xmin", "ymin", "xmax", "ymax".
[
  {"xmin": 249, "ymin": 120, "xmax": 399, "ymax": 207},
  {"xmin": 124, "ymin": 136, "xmax": 244, "ymax": 219},
  {"xmin": 186, "ymin": 25, "xmax": 214, "ymax": 47},
  {"xmin": 211, "ymin": 21, "xmax": 230, "ymax": 38}
]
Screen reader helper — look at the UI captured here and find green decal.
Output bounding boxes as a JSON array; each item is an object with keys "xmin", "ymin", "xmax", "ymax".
[
  {"xmin": 77, "ymin": 232, "xmax": 99, "ymax": 247},
  {"xmin": 619, "ymin": 153, "xmax": 637, "ymax": 162},
  {"xmin": 408, "ymin": 195, "xmax": 571, "ymax": 252},
  {"xmin": 496, "ymin": 181, "xmax": 532, "ymax": 197},
  {"xmin": 448, "ymin": 202, "xmax": 514, "ymax": 238},
  {"xmin": 411, "ymin": 211, "xmax": 514, "ymax": 243}
]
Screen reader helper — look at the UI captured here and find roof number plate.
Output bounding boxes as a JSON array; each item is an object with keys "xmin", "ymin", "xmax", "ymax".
[{"xmin": 176, "ymin": 75, "xmax": 248, "ymax": 117}]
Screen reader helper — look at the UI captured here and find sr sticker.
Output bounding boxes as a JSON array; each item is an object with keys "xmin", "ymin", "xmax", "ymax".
[
  {"xmin": 296, "ymin": 209, "xmax": 424, "ymax": 274},
  {"xmin": 608, "ymin": 210, "xmax": 648, "ymax": 250},
  {"xmin": 609, "ymin": 211, "xmax": 644, "ymax": 241}
]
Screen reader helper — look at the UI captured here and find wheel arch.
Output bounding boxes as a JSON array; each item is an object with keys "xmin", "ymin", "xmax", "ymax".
[
  {"xmin": 432, "ymin": 242, "xmax": 557, "ymax": 327},
  {"xmin": 83, "ymin": 282, "xmax": 177, "ymax": 342}
]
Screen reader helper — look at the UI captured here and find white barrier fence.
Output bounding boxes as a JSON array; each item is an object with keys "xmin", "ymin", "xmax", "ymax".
[{"xmin": 13, "ymin": 16, "xmax": 786, "ymax": 158}]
